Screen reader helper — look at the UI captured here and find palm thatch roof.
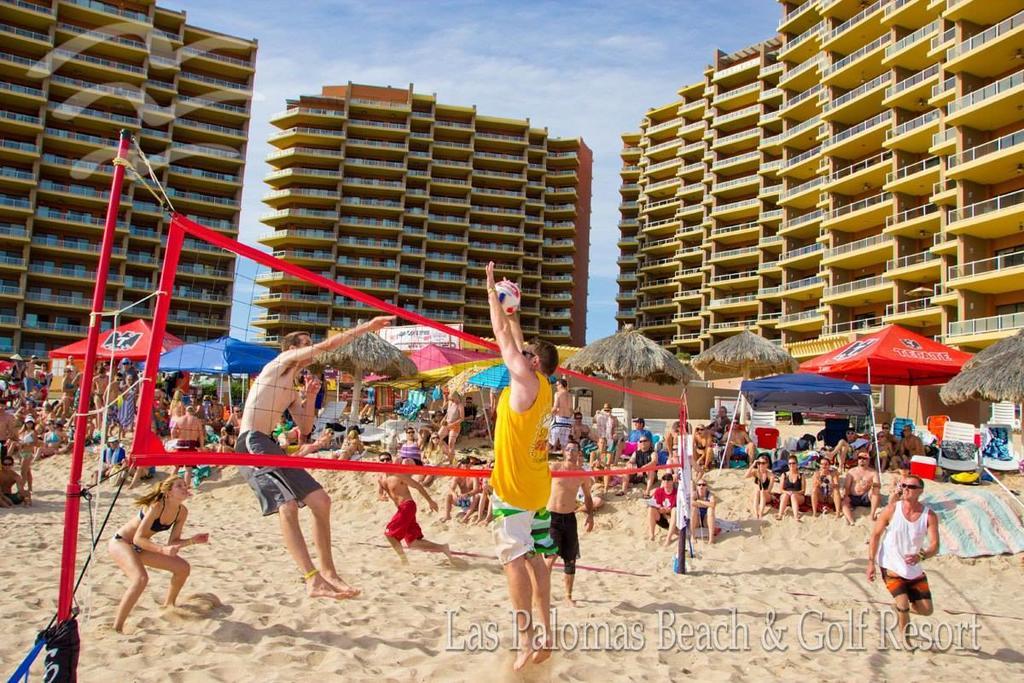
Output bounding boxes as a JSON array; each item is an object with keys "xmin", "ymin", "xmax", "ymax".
[
  {"xmin": 940, "ymin": 330, "xmax": 1024, "ymax": 404},
  {"xmin": 691, "ymin": 329, "xmax": 798, "ymax": 380},
  {"xmin": 315, "ymin": 332, "xmax": 416, "ymax": 378},
  {"xmin": 563, "ymin": 326, "xmax": 697, "ymax": 385}
]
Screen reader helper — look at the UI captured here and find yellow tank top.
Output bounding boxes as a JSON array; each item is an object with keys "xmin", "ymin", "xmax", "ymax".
[{"xmin": 490, "ymin": 372, "xmax": 552, "ymax": 510}]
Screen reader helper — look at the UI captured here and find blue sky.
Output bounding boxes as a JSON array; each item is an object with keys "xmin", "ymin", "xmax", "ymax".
[{"xmin": 169, "ymin": 0, "xmax": 779, "ymax": 342}]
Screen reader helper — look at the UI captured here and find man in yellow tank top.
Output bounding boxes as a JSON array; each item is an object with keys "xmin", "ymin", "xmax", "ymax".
[{"xmin": 486, "ymin": 262, "xmax": 560, "ymax": 672}]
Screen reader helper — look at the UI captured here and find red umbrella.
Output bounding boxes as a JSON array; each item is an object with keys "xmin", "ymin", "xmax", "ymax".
[
  {"xmin": 49, "ymin": 319, "xmax": 184, "ymax": 362},
  {"xmin": 800, "ymin": 325, "xmax": 971, "ymax": 385}
]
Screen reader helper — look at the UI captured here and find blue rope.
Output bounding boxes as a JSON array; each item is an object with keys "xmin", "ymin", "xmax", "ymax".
[{"xmin": 6, "ymin": 636, "xmax": 44, "ymax": 683}]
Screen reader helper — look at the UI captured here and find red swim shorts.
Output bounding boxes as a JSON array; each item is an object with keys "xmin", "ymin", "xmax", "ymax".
[
  {"xmin": 881, "ymin": 568, "xmax": 931, "ymax": 603},
  {"xmin": 385, "ymin": 499, "xmax": 423, "ymax": 546}
]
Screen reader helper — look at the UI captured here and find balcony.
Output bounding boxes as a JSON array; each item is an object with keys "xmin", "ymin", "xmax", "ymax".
[
  {"xmin": 947, "ymin": 311, "xmax": 1024, "ymax": 346},
  {"xmin": 885, "ymin": 64, "xmax": 940, "ymax": 110},
  {"xmin": 822, "ymin": 233, "xmax": 893, "ymax": 268},
  {"xmin": 884, "ymin": 203, "xmax": 940, "ymax": 237},
  {"xmin": 779, "ymin": 241, "xmax": 823, "ymax": 268},
  {"xmin": 947, "ymin": 129, "xmax": 1024, "ymax": 185},
  {"xmin": 946, "ymin": 68, "xmax": 1024, "ymax": 130},
  {"xmin": 945, "ymin": 9, "xmax": 1024, "ymax": 77},
  {"xmin": 822, "ymin": 192, "xmax": 892, "ymax": 232},
  {"xmin": 947, "ymin": 188, "xmax": 1024, "ymax": 239},
  {"xmin": 825, "ymin": 150, "xmax": 892, "ymax": 195},
  {"xmin": 823, "ymin": 0, "xmax": 889, "ymax": 54},
  {"xmin": 885, "ymin": 298, "xmax": 941, "ymax": 326},
  {"xmin": 947, "ymin": 250, "xmax": 1024, "ymax": 293},
  {"xmin": 823, "ymin": 110, "xmax": 892, "ymax": 159},
  {"xmin": 709, "ymin": 245, "xmax": 760, "ymax": 265},
  {"xmin": 777, "ymin": 308, "xmax": 825, "ymax": 331},
  {"xmin": 885, "ymin": 110, "xmax": 941, "ymax": 152},
  {"xmin": 823, "ymin": 316, "xmax": 886, "ymax": 337},
  {"xmin": 884, "ymin": 155, "xmax": 940, "ymax": 195},
  {"xmin": 779, "ymin": 209, "xmax": 823, "ymax": 238},
  {"xmin": 883, "ymin": 20, "xmax": 940, "ymax": 69},
  {"xmin": 824, "ymin": 73, "xmax": 890, "ymax": 124},
  {"xmin": 887, "ymin": 250, "xmax": 940, "ymax": 281},
  {"xmin": 781, "ymin": 275, "xmax": 826, "ymax": 300},
  {"xmin": 822, "ymin": 34, "xmax": 889, "ymax": 89},
  {"xmin": 822, "ymin": 275, "xmax": 891, "ymax": 304},
  {"xmin": 710, "ymin": 197, "xmax": 760, "ymax": 220}
]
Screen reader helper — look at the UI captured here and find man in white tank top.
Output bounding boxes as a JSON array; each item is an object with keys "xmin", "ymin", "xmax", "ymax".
[{"xmin": 866, "ymin": 474, "xmax": 939, "ymax": 649}]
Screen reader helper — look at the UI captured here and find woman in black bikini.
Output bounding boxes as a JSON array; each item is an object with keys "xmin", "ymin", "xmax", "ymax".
[
  {"xmin": 776, "ymin": 456, "xmax": 805, "ymax": 521},
  {"xmin": 107, "ymin": 477, "xmax": 209, "ymax": 633},
  {"xmin": 744, "ymin": 455, "xmax": 775, "ymax": 519}
]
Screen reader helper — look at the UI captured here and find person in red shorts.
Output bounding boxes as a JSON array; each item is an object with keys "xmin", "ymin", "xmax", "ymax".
[
  {"xmin": 867, "ymin": 474, "xmax": 939, "ymax": 650},
  {"xmin": 380, "ymin": 458, "xmax": 461, "ymax": 566}
]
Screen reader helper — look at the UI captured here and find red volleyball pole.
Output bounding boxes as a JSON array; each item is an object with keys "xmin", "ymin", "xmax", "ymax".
[{"xmin": 56, "ymin": 130, "xmax": 132, "ymax": 622}]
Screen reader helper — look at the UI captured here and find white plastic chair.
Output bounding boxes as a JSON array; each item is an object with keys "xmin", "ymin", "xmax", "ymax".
[
  {"xmin": 990, "ymin": 402, "xmax": 1021, "ymax": 431},
  {"xmin": 749, "ymin": 410, "xmax": 777, "ymax": 428},
  {"xmin": 937, "ymin": 420, "xmax": 980, "ymax": 472},
  {"xmin": 980, "ymin": 423, "xmax": 1022, "ymax": 473}
]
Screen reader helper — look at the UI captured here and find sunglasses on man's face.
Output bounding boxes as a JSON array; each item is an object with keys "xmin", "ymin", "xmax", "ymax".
[
  {"xmin": 697, "ymin": 482, "xmax": 707, "ymax": 487},
  {"xmin": 1, "ymin": 461, "xmax": 13, "ymax": 467},
  {"xmin": 521, "ymin": 350, "xmax": 536, "ymax": 360},
  {"xmin": 379, "ymin": 456, "xmax": 392, "ymax": 463},
  {"xmin": 899, "ymin": 483, "xmax": 922, "ymax": 490}
]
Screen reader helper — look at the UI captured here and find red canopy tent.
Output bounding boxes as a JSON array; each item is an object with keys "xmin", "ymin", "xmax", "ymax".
[
  {"xmin": 800, "ymin": 325, "xmax": 972, "ymax": 474},
  {"xmin": 49, "ymin": 319, "xmax": 184, "ymax": 362},
  {"xmin": 800, "ymin": 325, "xmax": 971, "ymax": 385}
]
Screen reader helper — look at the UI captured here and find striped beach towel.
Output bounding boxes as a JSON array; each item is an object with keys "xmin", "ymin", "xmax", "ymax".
[{"xmin": 922, "ymin": 489, "xmax": 1024, "ymax": 558}]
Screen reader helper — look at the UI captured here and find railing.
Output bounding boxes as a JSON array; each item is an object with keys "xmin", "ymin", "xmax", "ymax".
[
  {"xmin": 824, "ymin": 35, "xmax": 889, "ymax": 78},
  {"xmin": 886, "ymin": 297, "xmax": 936, "ymax": 316},
  {"xmin": 887, "ymin": 202, "xmax": 938, "ymax": 227},
  {"xmin": 948, "ymin": 312, "xmax": 1024, "ymax": 338},
  {"xmin": 711, "ymin": 245, "xmax": 760, "ymax": 260},
  {"xmin": 948, "ymin": 250, "xmax": 1024, "ymax": 280},
  {"xmin": 709, "ymin": 294, "xmax": 758, "ymax": 307},
  {"xmin": 779, "ymin": 310, "xmax": 821, "ymax": 324},
  {"xmin": 890, "ymin": 155, "xmax": 939, "ymax": 182},
  {"xmin": 782, "ymin": 176, "xmax": 823, "ymax": 200},
  {"xmin": 949, "ymin": 188, "xmax": 1024, "ymax": 224},
  {"xmin": 781, "ymin": 55, "xmax": 824, "ymax": 84},
  {"xmin": 713, "ymin": 82, "xmax": 761, "ymax": 104},
  {"xmin": 827, "ymin": 73, "xmax": 890, "ymax": 112},
  {"xmin": 885, "ymin": 20, "xmax": 939, "ymax": 58},
  {"xmin": 824, "ymin": 275, "xmax": 889, "ymax": 297},
  {"xmin": 782, "ymin": 20, "xmax": 824, "ymax": 56},
  {"xmin": 824, "ymin": 316, "xmax": 886, "ymax": 336},
  {"xmin": 887, "ymin": 250, "xmax": 937, "ymax": 270},
  {"xmin": 825, "ymin": 192, "xmax": 891, "ymax": 221},
  {"xmin": 714, "ymin": 198, "xmax": 760, "ymax": 214},
  {"xmin": 824, "ymin": 111, "xmax": 892, "ymax": 149},
  {"xmin": 889, "ymin": 109, "xmax": 940, "ymax": 139},
  {"xmin": 781, "ymin": 114, "xmax": 822, "ymax": 142},
  {"xmin": 948, "ymin": 69, "xmax": 1024, "ymax": 115},
  {"xmin": 781, "ymin": 209, "xmax": 823, "ymax": 230},
  {"xmin": 949, "ymin": 129, "xmax": 1024, "ymax": 168},
  {"xmin": 886, "ymin": 64, "xmax": 940, "ymax": 100},
  {"xmin": 782, "ymin": 145, "xmax": 821, "ymax": 170},
  {"xmin": 782, "ymin": 242, "xmax": 824, "ymax": 260},
  {"xmin": 947, "ymin": 9, "xmax": 1024, "ymax": 61},
  {"xmin": 710, "ymin": 269, "xmax": 757, "ymax": 283},
  {"xmin": 712, "ymin": 220, "xmax": 758, "ymax": 236},
  {"xmin": 713, "ymin": 58, "xmax": 759, "ymax": 80},
  {"xmin": 712, "ymin": 105, "xmax": 761, "ymax": 127},
  {"xmin": 783, "ymin": 275, "xmax": 825, "ymax": 292},
  {"xmin": 827, "ymin": 0, "xmax": 888, "ymax": 41},
  {"xmin": 712, "ymin": 151, "xmax": 760, "ymax": 171},
  {"xmin": 824, "ymin": 233, "xmax": 891, "ymax": 259}
]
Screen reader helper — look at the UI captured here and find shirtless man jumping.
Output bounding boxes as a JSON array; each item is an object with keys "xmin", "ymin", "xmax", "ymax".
[
  {"xmin": 236, "ymin": 317, "xmax": 393, "ymax": 599},
  {"xmin": 380, "ymin": 468, "xmax": 460, "ymax": 566},
  {"xmin": 546, "ymin": 442, "xmax": 594, "ymax": 607},
  {"xmin": 486, "ymin": 262, "xmax": 561, "ymax": 671}
]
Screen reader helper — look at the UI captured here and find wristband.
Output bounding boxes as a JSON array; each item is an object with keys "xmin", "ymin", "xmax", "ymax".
[
  {"xmin": 486, "ymin": 286, "xmax": 497, "ymax": 294},
  {"xmin": 917, "ymin": 549, "xmax": 926, "ymax": 561}
]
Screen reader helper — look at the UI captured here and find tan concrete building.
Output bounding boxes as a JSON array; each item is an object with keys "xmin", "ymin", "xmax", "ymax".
[
  {"xmin": 257, "ymin": 82, "xmax": 592, "ymax": 346},
  {"xmin": 617, "ymin": 0, "xmax": 1024, "ymax": 361},
  {"xmin": 0, "ymin": 0, "xmax": 256, "ymax": 356}
]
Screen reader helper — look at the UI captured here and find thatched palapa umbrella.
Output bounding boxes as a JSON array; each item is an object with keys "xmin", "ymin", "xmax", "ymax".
[
  {"xmin": 940, "ymin": 329, "xmax": 1024, "ymax": 405},
  {"xmin": 317, "ymin": 328, "xmax": 416, "ymax": 423},
  {"xmin": 563, "ymin": 325, "xmax": 698, "ymax": 424},
  {"xmin": 691, "ymin": 330, "xmax": 798, "ymax": 468}
]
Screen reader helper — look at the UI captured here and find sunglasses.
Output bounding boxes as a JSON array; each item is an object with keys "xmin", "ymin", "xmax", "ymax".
[
  {"xmin": 857, "ymin": 456, "xmax": 869, "ymax": 460},
  {"xmin": 379, "ymin": 456, "xmax": 392, "ymax": 462},
  {"xmin": 758, "ymin": 462, "xmax": 768, "ymax": 466},
  {"xmin": 788, "ymin": 461, "xmax": 798, "ymax": 465},
  {"xmin": 899, "ymin": 483, "xmax": 922, "ymax": 490},
  {"xmin": 697, "ymin": 483, "xmax": 707, "ymax": 487},
  {"xmin": 521, "ymin": 350, "xmax": 536, "ymax": 359},
  {"xmin": 1, "ymin": 461, "xmax": 13, "ymax": 466}
]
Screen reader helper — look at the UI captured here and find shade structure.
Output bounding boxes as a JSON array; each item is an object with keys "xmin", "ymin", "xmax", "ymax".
[
  {"xmin": 940, "ymin": 329, "xmax": 1024, "ymax": 404},
  {"xmin": 158, "ymin": 336, "xmax": 278, "ymax": 375},
  {"xmin": 49, "ymin": 319, "xmax": 184, "ymax": 362},
  {"xmin": 691, "ymin": 329, "xmax": 799, "ymax": 380},
  {"xmin": 740, "ymin": 373, "xmax": 873, "ymax": 416},
  {"xmin": 317, "ymin": 331, "xmax": 417, "ymax": 422},
  {"xmin": 800, "ymin": 325, "xmax": 971, "ymax": 385}
]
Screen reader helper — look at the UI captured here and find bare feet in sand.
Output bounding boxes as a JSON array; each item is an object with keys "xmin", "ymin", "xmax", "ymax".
[
  {"xmin": 531, "ymin": 635, "xmax": 553, "ymax": 665},
  {"xmin": 564, "ymin": 597, "xmax": 577, "ymax": 608},
  {"xmin": 512, "ymin": 645, "xmax": 533, "ymax": 672},
  {"xmin": 307, "ymin": 572, "xmax": 359, "ymax": 599}
]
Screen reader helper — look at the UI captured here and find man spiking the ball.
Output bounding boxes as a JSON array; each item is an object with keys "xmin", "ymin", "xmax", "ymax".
[{"xmin": 486, "ymin": 262, "xmax": 561, "ymax": 672}]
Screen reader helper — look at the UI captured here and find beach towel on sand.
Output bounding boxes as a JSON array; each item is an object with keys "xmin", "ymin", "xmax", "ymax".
[{"xmin": 922, "ymin": 489, "xmax": 1024, "ymax": 558}]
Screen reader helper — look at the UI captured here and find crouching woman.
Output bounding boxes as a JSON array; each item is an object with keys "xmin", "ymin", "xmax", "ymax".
[{"xmin": 107, "ymin": 477, "xmax": 209, "ymax": 632}]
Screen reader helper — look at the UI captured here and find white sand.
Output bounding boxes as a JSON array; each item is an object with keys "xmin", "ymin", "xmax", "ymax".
[{"xmin": 2, "ymin": 451, "xmax": 1023, "ymax": 682}]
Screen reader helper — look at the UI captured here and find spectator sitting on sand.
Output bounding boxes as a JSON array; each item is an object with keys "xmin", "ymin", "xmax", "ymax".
[
  {"xmin": 619, "ymin": 435, "xmax": 657, "ymax": 497},
  {"xmin": 842, "ymin": 451, "xmax": 882, "ymax": 524},
  {"xmin": 0, "ymin": 454, "xmax": 29, "ymax": 507},
  {"xmin": 776, "ymin": 454, "xmax": 805, "ymax": 522},
  {"xmin": 648, "ymin": 474, "xmax": 677, "ymax": 545},
  {"xmin": 337, "ymin": 428, "xmax": 364, "ymax": 461},
  {"xmin": 745, "ymin": 455, "xmax": 775, "ymax": 519},
  {"xmin": 691, "ymin": 478, "xmax": 717, "ymax": 544},
  {"xmin": 810, "ymin": 456, "xmax": 843, "ymax": 518},
  {"xmin": 725, "ymin": 420, "xmax": 757, "ymax": 466},
  {"xmin": 443, "ymin": 458, "xmax": 476, "ymax": 522}
]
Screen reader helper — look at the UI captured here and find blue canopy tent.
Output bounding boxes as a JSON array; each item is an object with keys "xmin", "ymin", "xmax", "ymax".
[
  {"xmin": 739, "ymin": 373, "xmax": 873, "ymax": 415},
  {"xmin": 468, "ymin": 364, "xmax": 556, "ymax": 391},
  {"xmin": 159, "ymin": 337, "xmax": 278, "ymax": 407},
  {"xmin": 739, "ymin": 373, "xmax": 878, "ymax": 472}
]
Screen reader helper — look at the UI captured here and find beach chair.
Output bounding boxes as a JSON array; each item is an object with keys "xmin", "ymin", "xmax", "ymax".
[
  {"xmin": 980, "ymin": 424, "xmax": 1022, "ymax": 472},
  {"xmin": 892, "ymin": 417, "xmax": 915, "ymax": 439},
  {"xmin": 750, "ymin": 409, "xmax": 777, "ymax": 428},
  {"xmin": 989, "ymin": 401, "xmax": 1021, "ymax": 431},
  {"xmin": 396, "ymin": 389, "xmax": 428, "ymax": 421},
  {"xmin": 926, "ymin": 415, "xmax": 949, "ymax": 443},
  {"xmin": 937, "ymin": 420, "xmax": 980, "ymax": 473},
  {"xmin": 822, "ymin": 418, "xmax": 850, "ymax": 448},
  {"xmin": 754, "ymin": 426, "xmax": 780, "ymax": 450}
]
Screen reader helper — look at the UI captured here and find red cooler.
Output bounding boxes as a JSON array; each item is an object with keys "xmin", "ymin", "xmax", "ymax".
[{"xmin": 909, "ymin": 455, "xmax": 937, "ymax": 481}]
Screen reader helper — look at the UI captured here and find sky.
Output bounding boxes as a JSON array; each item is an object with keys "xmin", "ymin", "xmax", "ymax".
[{"xmin": 168, "ymin": 0, "xmax": 780, "ymax": 343}]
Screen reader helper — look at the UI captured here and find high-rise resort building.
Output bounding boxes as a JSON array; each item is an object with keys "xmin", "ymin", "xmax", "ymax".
[
  {"xmin": 0, "ymin": 0, "xmax": 256, "ymax": 356},
  {"xmin": 617, "ymin": 0, "xmax": 1024, "ymax": 361},
  {"xmin": 257, "ymin": 83, "xmax": 592, "ymax": 346}
]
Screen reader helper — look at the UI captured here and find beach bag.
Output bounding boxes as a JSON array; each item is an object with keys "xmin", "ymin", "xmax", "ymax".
[
  {"xmin": 950, "ymin": 471, "xmax": 981, "ymax": 486},
  {"xmin": 797, "ymin": 434, "xmax": 816, "ymax": 451}
]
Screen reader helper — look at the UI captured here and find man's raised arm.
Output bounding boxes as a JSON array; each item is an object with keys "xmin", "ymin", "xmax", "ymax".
[
  {"xmin": 486, "ymin": 262, "xmax": 533, "ymax": 383},
  {"xmin": 279, "ymin": 316, "xmax": 395, "ymax": 368}
]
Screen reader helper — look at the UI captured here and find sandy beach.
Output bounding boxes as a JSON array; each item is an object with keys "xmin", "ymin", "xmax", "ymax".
[{"xmin": 2, "ymin": 449, "xmax": 1022, "ymax": 682}]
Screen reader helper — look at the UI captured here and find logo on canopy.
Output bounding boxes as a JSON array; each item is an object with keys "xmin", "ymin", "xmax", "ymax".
[
  {"xmin": 102, "ymin": 331, "xmax": 143, "ymax": 352},
  {"xmin": 834, "ymin": 338, "xmax": 878, "ymax": 360},
  {"xmin": 899, "ymin": 338, "xmax": 923, "ymax": 350}
]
